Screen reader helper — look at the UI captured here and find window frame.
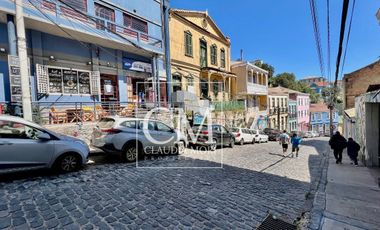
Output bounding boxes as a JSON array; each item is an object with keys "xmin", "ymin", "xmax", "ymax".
[
  {"xmin": 220, "ymin": 48, "xmax": 226, "ymax": 68},
  {"xmin": 184, "ymin": 31, "xmax": 193, "ymax": 57},
  {"xmin": 210, "ymin": 44, "xmax": 218, "ymax": 66}
]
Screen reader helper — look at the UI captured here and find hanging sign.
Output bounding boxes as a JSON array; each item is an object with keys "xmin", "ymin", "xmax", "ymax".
[
  {"xmin": 123, "ymin": 58, "xmax": 152, "ymax": 73},
  {"xmin": 8, "ymin": 55, "xmax": 22, "ymax": 102}
]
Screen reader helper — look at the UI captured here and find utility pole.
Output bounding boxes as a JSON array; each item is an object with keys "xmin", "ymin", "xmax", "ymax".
[
  {"xmin": 15, "ymin": 0, "xmax": 32, "ymax": 121},
  {"xmin": 329, "ymin": 86, "xmax": 335, "ymax": 137},
  {"xmin": 162, "ymin": 0, "xmax": 172, "ymax": 108}
]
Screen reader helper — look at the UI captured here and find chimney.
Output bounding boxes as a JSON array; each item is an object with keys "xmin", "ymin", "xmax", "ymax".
[{"xmin": 240, "ymin": 49, "xmax": 243, "ymax": 61}]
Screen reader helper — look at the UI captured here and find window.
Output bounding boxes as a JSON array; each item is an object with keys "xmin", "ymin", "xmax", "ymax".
[
  {"xmin": 156, "ymin": 122, "xmax": 172, "ymax": 132},
  {"xmin": 0, "ymin": 120, "xmax": 43, "ymax": 140},
  {"xmin": 220, "ymin": 49, "xmax": 226, "ymax": 68},
  {"xmin": 121, "ymin": 120, "xmax": 137, "ymax": 129},
  {"xmin": 187, "ymin": 76, "xmax": 194, "ymax": 86},
  {"xmin": 124, "ymin": 14, "xmax": 148, "ymax": 34},
  {"xmin": 61, "ymin": 0, "xmax": 87, "ymax": 12},
  {"xmin": 213, "ymin": 80, "xmax": 219, "ymax": 95},
  {"xmin": 95, "ymin": 3, "xmax": 115, "ymax": 32},
  {"xmin": 47, "ymin": 67, "xmax": 91, "ymax": 95},
  {"xmin": 140, "ymin": 121, "xmax": 155, "ymax": 130},
  {"xmin": 172, "ymin": 74, "xmax": 182, "ymax": 92},
  {"xmin": 200, "ymin": 39, "xmax": 207, "ymax": 68},
  {"xmin": 211, "ymin": 44, "xmax": 217, "ymax": 65},
  {"xmin": 184, "ymin": 31, "xmax": 193, "ymax": 57}
]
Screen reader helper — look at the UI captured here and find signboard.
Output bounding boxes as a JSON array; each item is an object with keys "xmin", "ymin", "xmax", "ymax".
[
  {"xmin": 194, "ymin": 113, "xmax": 205, "ymax": 125},
  {"xmin": 123, "ymin": 58, "xmax": 152, "ymax": 73},
  {"xmin": 8, "ymin": 55, "xmax": 31, "ymax": 102}
]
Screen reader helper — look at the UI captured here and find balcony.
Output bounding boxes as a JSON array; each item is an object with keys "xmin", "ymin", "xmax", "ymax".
[
  {"xmin": 246, "ymin": 83, "xmax": 268, "ymax": 95},
  {"xmin": 0, "ymin": 0, "xmax": 163, "ymax": 53}
]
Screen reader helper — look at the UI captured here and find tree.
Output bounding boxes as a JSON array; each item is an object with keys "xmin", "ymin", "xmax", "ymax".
[{"xmin": 253, "ymin": 61, "xmax": 275, "ymax": 85}]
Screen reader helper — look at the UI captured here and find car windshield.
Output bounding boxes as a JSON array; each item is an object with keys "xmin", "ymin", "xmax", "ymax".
[{"xmin": 98, "ymin": 118, "xmax": 115, "ymax": 129}]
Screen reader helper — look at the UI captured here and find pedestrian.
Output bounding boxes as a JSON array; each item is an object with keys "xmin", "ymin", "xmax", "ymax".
[
  {"xmin": 279, "ymin": 130, "xmax": 290, "ymax": 156},
  {"xmin": 291, "ymin": 133, "xmax": 302, "ymax": 158},
  {"xmin": 329, "ymin": 131, "xmax": 347, "ymax": 164},
  {"xmin": 347, "ymin": 137, "xmax": 360, "ymax": 166}
]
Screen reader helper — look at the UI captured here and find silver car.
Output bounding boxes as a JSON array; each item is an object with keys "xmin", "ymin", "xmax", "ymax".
[
  {"xmin": 0, "ymin": 115, "xmax": 89, "ymax": 173},
  {"xmin": 91, "ymin": 117, "xmax": 187, "ymax": 162}
]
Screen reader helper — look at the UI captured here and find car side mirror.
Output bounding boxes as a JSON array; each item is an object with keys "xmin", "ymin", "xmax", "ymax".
[{"xmin": 37, "ymin": 132, "xmax": 51, "ymax": 140}]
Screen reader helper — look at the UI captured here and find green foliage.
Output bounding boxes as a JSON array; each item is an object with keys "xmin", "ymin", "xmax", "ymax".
[
  {"xmin": 253, "ymin": 61, "xmax": 275, "ymax": 85},
  {"xmin": 213, "ymin": 101, "xmax": 245, "ymax": 112}
]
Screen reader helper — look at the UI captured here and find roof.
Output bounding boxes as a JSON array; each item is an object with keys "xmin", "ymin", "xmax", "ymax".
[
  {"xmin": 344, "ymin": 108, "xmax": 356, "ymax": 119},
  {"xmin": 231, "ymin": 61, "xmax": 269, "ymax": 74},
  {"xmin": 309, "ymin": 103, "xmax": 330, "ymax": 112},
  {"xmin": 310, "ymin": 81, "xmax": 329, "ymax": 87},
  {"xmin": 300, "ymin": 76, "xmax": 325, "ymax": 80},
  {"xmin": 171, "ymin": 9, "xmax": 229, "ymax": 43},
  {"xmin": 268, "ymin": 86, "xmax": 309, "ymax": 96}
]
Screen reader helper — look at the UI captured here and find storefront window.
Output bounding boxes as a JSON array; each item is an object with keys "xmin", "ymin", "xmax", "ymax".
[
  {"xmin": 48, "ymin": 68, "xmax": 63, "ymax": 93},
  {"xmin": 47, "ymin": 67, "xmax": 91, "ymax": 95},
  {"xmin": 78, "ymin": 72, "xmax": 91, "ymax": 94}
]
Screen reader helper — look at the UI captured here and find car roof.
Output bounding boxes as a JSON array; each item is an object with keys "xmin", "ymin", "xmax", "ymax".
[
  {"xmin": 102, "ymin": 116, "xmax": 162, "ymax": 123},
  {"xmin": 0, "ymin": 115, "xmax": 43, "ymax": 130}
]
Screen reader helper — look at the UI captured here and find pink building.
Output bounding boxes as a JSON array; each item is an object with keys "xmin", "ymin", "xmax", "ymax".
[{"xmin": 292, "ymin": 93, "xmax": 310, "ymax": 131}]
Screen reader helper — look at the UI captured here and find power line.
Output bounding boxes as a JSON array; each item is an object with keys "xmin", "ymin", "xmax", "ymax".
[
  {"xmin": 326, "ymin": 0, "xmax": 331, "ymax": 84},
  {"xmin": 309, "ymin": 0, "xmax": 325, "ymax": 78},
  {"xmin": 334, "ymin": 0, "xmax": 350, "ymax": 87},
  {"xmin": 340, "ymin": 0, "xmax": 356, "ymax": 79}
]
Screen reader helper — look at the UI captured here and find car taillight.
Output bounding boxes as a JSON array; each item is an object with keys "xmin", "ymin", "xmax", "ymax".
[
  {"xmin": 101, "ymin": 128, "xmax": 121, "ymax": 134},
  {"xmin": 201, "ymin": 130, "xmax": 209, "ymax": 135},
  {"xmin": 236, "ymin": 133, "xmax": 241, "ymax": 137}
]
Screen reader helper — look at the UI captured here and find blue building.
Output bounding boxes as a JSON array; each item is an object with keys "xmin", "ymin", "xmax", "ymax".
[
  {"xmin": 0, "ymin": 0, "xmax": 169, "ymax": 120},
  {"xmin": 309, "ymin": 103, "xmax": 339, "ymax": 135}
]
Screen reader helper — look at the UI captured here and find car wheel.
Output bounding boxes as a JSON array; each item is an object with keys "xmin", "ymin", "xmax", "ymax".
[
  {"xmin": 209, "ymin": 139, "xmax": 217, "ymax": 151},
  {"xmin": 229, "ymin": 138, "xmax": 235, "ymax": 148},
  {"xmin": 240, "ymin": 139, "xmax": 244, "ymax": 145},
  {"xmin": 176, "ymin": 141, "xmax": 186, "ymax": 155},
  {"xmin": 54, "ymin": 153, "xmax": 81, "ymax": 173},
  {"xmin": 252, "ymin": 138, "xmax": 255, "ymax": 144},
  {"xmin": 123, "ymin": 142, "xmax": 143, "ymax": 162}
]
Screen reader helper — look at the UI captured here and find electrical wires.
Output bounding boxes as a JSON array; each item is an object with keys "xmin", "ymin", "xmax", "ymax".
[{"xmin": 309, "ymin": 0, "xmax": 325, "ymax": 78}]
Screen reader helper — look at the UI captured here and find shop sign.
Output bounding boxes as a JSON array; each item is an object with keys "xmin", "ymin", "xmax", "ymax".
[
  {"xmin": 194, "ymin": 113, "xmax": 205, "ymax": 125},
  {"xmin": 36, "ymin": 64, "xmax": 100, "ymax": 96},
  {"xmin": 123, "ymin": 58, "xmax": 152, "ymax": 73},
  {"xmin": 8, "ymin": 55, "xmax": 30, "ymax": 102}
]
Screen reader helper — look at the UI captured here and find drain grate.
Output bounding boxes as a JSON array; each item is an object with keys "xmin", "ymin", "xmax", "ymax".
[{"xmin": 256, "ymin": 214, "xmax": 296, "ymax": 230}]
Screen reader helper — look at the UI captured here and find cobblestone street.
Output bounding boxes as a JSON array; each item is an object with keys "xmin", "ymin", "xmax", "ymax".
[{"xmin": 0, "ymin": 138, "xmax": 330, "ymax": 229}]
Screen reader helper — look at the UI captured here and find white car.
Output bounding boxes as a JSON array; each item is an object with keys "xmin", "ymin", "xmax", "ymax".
[
  {"xmin": 0, "ymin": 115, "xmax": 89, "ymax": 174},
  {"xmin": 250, "ymin": 130, "xmax": 269, "ymax": 143},
  {"xmin": 91, "ymin": 117, "xmax": 187, "ymax": 162},
  {"xmin": 230, "ymin": 127, "xmax": 255, "ymax": 145}
]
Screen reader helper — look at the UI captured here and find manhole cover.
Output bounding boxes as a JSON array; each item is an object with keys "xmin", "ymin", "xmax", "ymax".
[{"xmin": 256, "ymin": 214, "xmax": 296, "ymax": 230}]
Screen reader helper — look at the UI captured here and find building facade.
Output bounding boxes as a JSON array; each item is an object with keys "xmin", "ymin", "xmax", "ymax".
[
  {"xmin": 343, "ymin": 60, "xmax": 380, "ymax": 109},
  {"xmin": 169, "ymin": 9, "xmax": 236, "ymax": 114},
  {"xmin": 288, "ymin": 99, "xmax": 297, "ymax": 132},
  {"xmin": 231, "ymin": 61, "xmax": 268, "ymax": 129},
  {"xmin": 299, "ymin": 76, "xmax": 327, "ymax": 85},
  {"xmin": 309, "ymin": 103, "xmax": 339, "ymax": 135},
  {"xmin": 0, "ymin": 0, "xmax": 166, "ymax": 121},
  {"xmin": 268, "ymin": 88, "xmax": 288, "ymax": 131}
]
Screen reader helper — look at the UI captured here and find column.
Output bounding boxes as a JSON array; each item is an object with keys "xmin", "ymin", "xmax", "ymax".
[
  {"xmin": 207, "ymin": 73, "xmax": 211, "ymax": 98},
  {"xmin": 7, "ymin": 14, "xmax": 17, "ymax": 55}
]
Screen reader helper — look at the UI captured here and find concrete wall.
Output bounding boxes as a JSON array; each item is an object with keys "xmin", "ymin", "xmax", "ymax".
[{"xmin": 365, "ymin": 103, "xmax": 379, "ymax": 167}]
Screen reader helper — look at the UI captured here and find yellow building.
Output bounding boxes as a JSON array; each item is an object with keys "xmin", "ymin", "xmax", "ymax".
[{"xmin": 169, "ymin": 9, "xmax": 236, "ymax": 109}]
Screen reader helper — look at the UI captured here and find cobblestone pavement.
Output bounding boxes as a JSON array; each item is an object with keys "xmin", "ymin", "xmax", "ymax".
[{"xmin": 0, "ymin": 138, "xmax": 329, "ymax": 229}]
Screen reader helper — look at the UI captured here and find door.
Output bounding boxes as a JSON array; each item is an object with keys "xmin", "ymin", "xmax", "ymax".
[
  {"xmin": 211, "ymin": 125, "xmax": 223, "ymax": 146},
  {"xmin": 138, "ymin": 120, "xmax": 160, "ymax": 154},
  {"xmin": 220, "ymin": 125, "xmax": 231, "ymax": 145},
  {"xmin": 200, "ymin": 40, "xmax": 208, "ymax": 68},
  {"xmin": 200, "ymin": 79, "xmax": 209, "ymax": 98},
  {"xmin": 0, "ymin": 120, "xmax": 54, "ymax": 171}
]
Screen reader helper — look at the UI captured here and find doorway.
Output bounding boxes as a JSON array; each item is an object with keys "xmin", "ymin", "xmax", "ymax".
[
  {"xmin": 200, "ymin": 79, "xmax": 208, "ymax": 99},
  {"xmin": 100, "ymin": 75, "xmax": 119, "ymax": 103}
]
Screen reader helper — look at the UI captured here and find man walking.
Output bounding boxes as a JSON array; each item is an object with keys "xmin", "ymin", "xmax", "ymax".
[
  {"xmin": 279, "ymin": 130, "xmax": 290, "ymax": 157},
  {"xmin": 291, "ymin": 133, "xmax": 302, "ymax": 158},
  {"xmin": 329, "ymin": 131, "xmax": 347, "ymax": 164},
  {"xmin": 347, "ymin": 137, "xmax": 360, "ymax": 166}
]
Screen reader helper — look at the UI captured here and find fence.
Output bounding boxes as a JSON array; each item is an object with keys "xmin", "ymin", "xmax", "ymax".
[{"xmin": 0, "ymin": 101, "xmax": 169, "ymax": 125}]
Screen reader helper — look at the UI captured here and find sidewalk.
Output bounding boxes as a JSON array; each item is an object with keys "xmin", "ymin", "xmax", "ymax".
[{"xmin": 320, "ymin": 152, "xmax": 380, "ymax": 230}]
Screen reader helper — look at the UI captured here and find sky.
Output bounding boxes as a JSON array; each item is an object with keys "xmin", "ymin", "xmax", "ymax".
[{"xmin": 171, "ymin": 0, "xmax": 380, "ymax": 81}]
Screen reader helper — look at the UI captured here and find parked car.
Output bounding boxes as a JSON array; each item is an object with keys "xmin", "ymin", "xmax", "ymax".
[
  {"xmin": 311, "ymin": 131, "xmax": 320, "ymax": 137},
  {"xmin": 92, "ymin": 117, "xmax": 187, "ymax": 162},
  {"xmin": 189, "ymin": 124, "xmax": 235, "ymax": 150},
  {"xmin": 304, "ymin": 131, "xmax": 313, "ymax": 138},
  {"xmin": 230, "ymin": 127, "xmax": 255, "ymax": 145},
  {"xmin": 0, "ymin": 115, "xmax": 89, "ymax": 173},
  {"xmin": 263, "ymin": 128, "xmax": 281, "ymax": 141},
  {"xmin": 250, "ymin": 130, "xmax": 269, "ymax": 143}
]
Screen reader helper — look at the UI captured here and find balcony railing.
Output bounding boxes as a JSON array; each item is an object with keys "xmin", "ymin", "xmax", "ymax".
[
  {"xmin": 212, "ymin": 101, "xmax": 245, "ymax": 112},
  {"xmin": 21, "ymin": 0, "xmax": 163, "ymax": 50}
]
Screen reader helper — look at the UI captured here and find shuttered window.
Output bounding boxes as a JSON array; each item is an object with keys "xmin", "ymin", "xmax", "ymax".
[
  {"xmin": 184, "ymin": 31, "xmax": 193, "ymax": 57},
  {"xmin": 124, "ymin": 14, "xmax": 148, "ymax": 33},
  {"xmin": 220, "ymin": 48, "xmax": 226, "ymax": 68},
  {"xmin": 61, "ymin": 0, "xmax": 87, "ymax": 12},
  {"xmin": 211, "ymin": 45, "xmax": 217, "ymax": 65}
]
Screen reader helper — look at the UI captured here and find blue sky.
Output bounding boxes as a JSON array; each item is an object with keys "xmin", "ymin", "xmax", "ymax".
[{"xmin": 171, "ymin": 0, "xmax": 380, "ymax": 80}]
